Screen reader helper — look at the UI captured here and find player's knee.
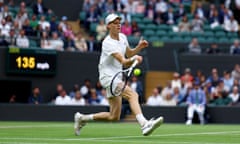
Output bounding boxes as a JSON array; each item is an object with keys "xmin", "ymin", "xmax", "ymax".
[{"xmin": 109, "ymin": 115, "xmax": 120, "ymax": 121}]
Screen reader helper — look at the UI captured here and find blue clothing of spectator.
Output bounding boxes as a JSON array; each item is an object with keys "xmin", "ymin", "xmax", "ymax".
[{"xmin": 187, "ymin": 88, "xmax": 206, "ymax": 106}]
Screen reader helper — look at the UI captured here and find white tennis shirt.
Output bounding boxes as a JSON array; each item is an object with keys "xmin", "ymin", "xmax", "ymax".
[{"xmin": 98, "ymin": 33, "xmax": 129, "ymax": 88}]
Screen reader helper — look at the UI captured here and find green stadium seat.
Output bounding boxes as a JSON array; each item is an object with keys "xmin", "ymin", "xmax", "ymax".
[
  {"xmin": 217, "ymin": 37, "xmax": 230, "ymax": 43},
  {"xmin": 143, "ymin": 30, "xmax": 155, "ymax": 37},
  {"xmin": 142, "ymin": 18, "xmax": 153, "ymax": 24},
  {"xmin": 148, "ymin": 36, "xmax": 160, "ymax": 43},
  {"xmin": 157, "ymin": 24, "xmax": 170, "ymax": 31},
  {"xmin": 215, "ymin": 31, "xmax": 226, "ymax": 38},
  {"xmin": 145, "ymin": 24, "xmax": 157, "ymax": 31},
  {"xmin": 90, "ymin": 22, "xmax": 98, "ymax": 33},
  {"xmin": 79, "ymin": 11, "xmax": 86, "ymax": 21},
  {"xmin": 183, "ymin": 36, "xmax": 192, "ymax": 42},
  {"xmin": 227, "ymin": 32, "xmax": 238, "ymax": 39},
  {"xmin": 160, "ymin": 36, "xmax": 171, "ymax": 42},
  {"xmin": 203, "ymin": 25, "xmax": 211, "ymax": 32},
  {"xmin": 190, "ymin": 32, "xmax": 203, "ymax": 38},
  {"xmin": 156, "ymin": 30, "xmax": 167, "ymax": 37},
  {"xmin": 127, "ymin": 36, "xmax": 140, "ymax": 46},
  {"xmin": 29, "ymin": 40, "xmax": 37, "ymax": 47},
  {"xmin": 172, "ymin": 36, "xmax": 184, "ymax": 42},
  {"xmin": 204, "ymin": 31, "xmax": 214, "ymax": 38}
]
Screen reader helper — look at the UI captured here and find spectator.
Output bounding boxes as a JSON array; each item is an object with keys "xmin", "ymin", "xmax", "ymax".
[
  {"xmin": 121, "ymin": 20, "xmax": 132, "ymax": 36},
  {"xmin": 210, "ymin": 90, "xmax": 232, "ymax": 106},
  {"xmin": 0, "ymin": 5, "xmax": 13, "ymax": 21},
  {"xmin": 161, "ymin": 80, "xmax": 173, "ymax": 98},
  {"xmin": 84, "ymin": 6, "xmax": 99, "ymax": 31},
  {"xmin": 188, "ymin": 38, "xmax": 201, "ymax": 54},
  {"xmin": 207, "ymin": 68, "xmax": 222, "ymax": 87},
  {"xmin": 32, "ymin": 0, "xmax": 51, "ymax": 16},
  {"xmin": 29, "ymin": 14, "xmax": 39, "ymax": 30},
  {"xmin": 209, "ymin": 9, "xmax": 222, "ymax": 29},
  {"xmin": 223, "ymin": 70, "xmax": 234, "ymax": 91},
  {"xmin": 175, "ymin": 4, "xmax": 186, "ymax": 20},
  {"xmin": 194, "ymin": 2, "xmax": 206, "ymax": 21},
  {"xmin": 74, "ymin": 32, "xmax": 88, "ymax": 52},
  {"xmin": 69, "ymin": 84, "xmax": 80, "ymax": 98},
  {"xmin": 22, "ymin": 19, "xmax": 35, "ymax": 36},
  {"xmin": 163, "ymin": 7, "xmax": 177, "ymax": 25},
  {"xmin": 135, "ymin": 0, "xmax": 145, "ymax": 14},
  {"xmin": 87, "ymin": 34, "xmax": 99, "ymax": 52},
  {"xmin": 5, "ymin": 28, "xmax": 16, "ymax": 46},
  {"xmin": 231, "ymin": 64, "xmax": 240, "ymax": 80},
  {"xmin": 40, "ymin": 31, "xmax": 52, "ymax": 49},
  {"xmin": 52, "ymin": 83, "xmax": 64, "ymax": 101},
  {"xmin": 95, "ymin": 80, "xmax": 103, "ymax": 96},
  {"xmin": 190, "ymin": 14, "xmax": 204, "ymax": 32},
  {"xmin": 131, "ymin": 20, "xmax": 141, "ymax": 37},
  {"xmin": 114, "ymin": 0, "xmax": 125, "ymax": 13},
  {"xmin": 160, "ymin": 92, "xmax": 177, "ymax": 106},
  {"xmin": 186, "ymin": 81, "xmax": 206, "ymax": 125},
  {"xmin": 171, "ymin": 72, "xmax": 181, "ymax": 90},
  {"xmin": 146, "ymin": 87, "xmax": 162, "ymax": 106},
  {"xmin": 99, "ymin": 89, "xmax": 109, "ymax": 106},
  {"xmin": 49, "ymin": 15, "xmax": 58, "ymax": 33},
  {"xmin": 228, "ymin": 86, "xmax": 239, "ymax": 105},
  {"xmin": 145, "ymin": 2, "xmax": 155, "ymax": 21},
  {"xmin": 210, "ymin": 80, "xmax": 230, "ymax": 101},
  {"xmin": 55, "ymin": 89, "xmax": 71, "ymax": 105},
  {"xmin": 96, "ymin": 19, "xmax": 107, "ymax": 41},
  {"xmin": 16, "ymin": 29, "xmax": 29, "ymax": 48},
  {"xmin": 223, "ymin": 15, "xmax": 239, "ymax": 32},
  {"xmin": 178, "ymin": 15, "xmax": 191, "ymax": 32},
  {"xmin": 120, "ymin": 9, "xmax": 131, "ymax": 24},
  {"xmin": 155, "ymin": 0, "xmax": 168, "ymax": 15},
  {"xmin": 64, "ymin": 24, "xmax": 75, "ymax": 40},
  {"xmin": 230, "ymin": 39, "xmax": 240, "ymax": 54},
  {"xmin": 0, "ymin": 19, "xmax": 11, "ymax": 37},
  {"xmin": 58, "ymin": 16, "xmax": 68, "ymax": 32},
  {"xmin": 28, "ymin": 87, "xmax": 43, "ymax": 104},
  {"xmin": 181, "ymin": 68, "xmax": 194, "ymax": 89},
  {"xmin": 70, "ymin": 90, "xmax": 86, "ymax": 105},
  {"xmin": 49, "ymin": 32, "xmax": 64, "ymax": 51},
  {"xmin": 130, "ymin": 75, "xmax": 144, "ymax": 104},
  {"xmin": 80, "ymin": 79, "xmax": 92, "ymax": 100},
  {"xmin": 64, "ymin": 35, "xmax": 75, "ymax": 51},
  {"xmin": 38, "ymin": 15, "xmax": 50, "ymax": 31},
  {"xmin": 172, "ymin": 86, "xmax": 184, "ymax": 105},
  {"xmin": 88, "ymin": 88, "xmax": 100, "ymax": 105},
  {"xmin": 205, "ymin": 43, "xmax": 221, "ymax": 54}
]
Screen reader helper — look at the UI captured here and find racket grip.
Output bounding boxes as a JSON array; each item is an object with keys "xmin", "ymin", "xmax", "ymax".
[{"xmin": 131, "ymin": 59, "xmax": 138, "ymax": 68}]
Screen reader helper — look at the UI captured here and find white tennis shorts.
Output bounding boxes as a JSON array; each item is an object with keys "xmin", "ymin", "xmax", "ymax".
[{"xmin": 99, "ymin": 75, "xmax": 122, "ymax": 98}]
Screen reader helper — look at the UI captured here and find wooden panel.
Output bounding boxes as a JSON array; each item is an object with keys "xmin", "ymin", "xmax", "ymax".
[{"xmin": 145, "ymin": 71, "xmax": 174, "ymax": 101}]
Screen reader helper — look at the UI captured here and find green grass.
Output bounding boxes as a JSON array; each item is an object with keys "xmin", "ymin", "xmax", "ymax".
[{"xmin": 0, "ymin": 121, "xmax": 240, "ymax": 144}]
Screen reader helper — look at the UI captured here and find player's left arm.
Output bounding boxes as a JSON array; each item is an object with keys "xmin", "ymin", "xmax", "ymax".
[{"xmin": 125, "ymin": 37, "xmax": 148, "ymax": 58}]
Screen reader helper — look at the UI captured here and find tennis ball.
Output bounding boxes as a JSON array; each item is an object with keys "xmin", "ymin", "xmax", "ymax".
[{"xmin": 134, "ymin": 68, "xmax": 141, "ymax": 76}]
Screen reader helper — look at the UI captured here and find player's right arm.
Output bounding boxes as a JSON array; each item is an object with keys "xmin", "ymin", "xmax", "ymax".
[{"xmin": 112, "ymin": 52, "xmax": 142, "ymax": 67}]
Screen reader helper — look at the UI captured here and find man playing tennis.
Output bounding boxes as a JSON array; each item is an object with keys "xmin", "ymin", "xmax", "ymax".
[{"xmin": 74, "ymin": 13, "xmax": 163, "ymax": 136}]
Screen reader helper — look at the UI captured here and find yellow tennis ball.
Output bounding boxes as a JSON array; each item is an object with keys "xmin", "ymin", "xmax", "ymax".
[{"xmin": 134, "ymin": 68, "xmax": 141, "ymax": 76}]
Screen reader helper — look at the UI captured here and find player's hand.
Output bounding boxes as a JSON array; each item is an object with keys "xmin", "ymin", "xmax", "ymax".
[
  {"xmin": 135, "ymin": 55, "xmax": 143, "ymax": 64},
  {"xmin": 137, "ymin": 36, "xmax": 148, "ymax": 49}
]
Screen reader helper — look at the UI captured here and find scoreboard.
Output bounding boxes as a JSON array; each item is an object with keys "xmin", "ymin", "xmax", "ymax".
[{"xmin": 6, "ymin": 47, "xmax": 57, "ymax": 76}]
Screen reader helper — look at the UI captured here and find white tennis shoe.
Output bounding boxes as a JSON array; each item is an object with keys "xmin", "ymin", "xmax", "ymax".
[
  {"xmin": 74, "ymin": 112, "xmax": 86, "ymax": 136},
  {"xmin": 142, "ymin": 116, "xmax": 164, "ymax": 136}
]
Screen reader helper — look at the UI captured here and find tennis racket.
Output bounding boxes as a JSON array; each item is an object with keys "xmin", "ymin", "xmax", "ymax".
[{"xmin": 110, "ymin": 60, "xmax": 139, "ymax": 96}]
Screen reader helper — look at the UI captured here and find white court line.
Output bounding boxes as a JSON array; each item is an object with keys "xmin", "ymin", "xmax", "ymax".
[
  {"xmin": 0, "ymin": 130, "xmax": 239, "ymax": 142},
  {"xmin": 0, "ymin": 124, "xmax": 69, "ymax": 129},
  {"xmin": 67, "ymin": 130, "xmax": 240, "ymax": 140}
]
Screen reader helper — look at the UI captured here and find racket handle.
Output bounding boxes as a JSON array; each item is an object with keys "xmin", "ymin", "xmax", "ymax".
[{"xmin": 131, "ymin": 59, "xmax": 138, "ymax": 68}]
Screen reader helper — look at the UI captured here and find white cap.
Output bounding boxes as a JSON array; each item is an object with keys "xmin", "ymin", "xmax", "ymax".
[{"xmin": 105, "ymin": 13, "xmax": 121, "ymax": 25}]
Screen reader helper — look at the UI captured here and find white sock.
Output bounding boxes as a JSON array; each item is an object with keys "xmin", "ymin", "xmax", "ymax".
[
  {"xmin": 81, "ymin": 114, "xmax": 94, "ymax": 121},
  {"xmin": 136, "ymin": 114, "xmax": 147, "ymax": 127}
]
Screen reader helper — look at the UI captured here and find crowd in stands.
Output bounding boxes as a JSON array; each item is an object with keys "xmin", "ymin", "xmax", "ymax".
[
  {"xmin": 0, "ymin": 0, "xmax": 101, "ymax": 52},
  {"xmin": 146, "ymin": 64, "xmax": 240, "ymax": 107}
]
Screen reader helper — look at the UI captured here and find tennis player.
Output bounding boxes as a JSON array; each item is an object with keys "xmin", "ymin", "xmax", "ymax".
[{"xmin": 74, "ymin": 13, "xmax": 163, "ymax": 136}]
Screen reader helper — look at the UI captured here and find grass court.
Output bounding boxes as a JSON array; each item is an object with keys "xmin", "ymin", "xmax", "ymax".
[{"xmin": 0, "ymin": 121, "xmax": 239, "ymax": 144}]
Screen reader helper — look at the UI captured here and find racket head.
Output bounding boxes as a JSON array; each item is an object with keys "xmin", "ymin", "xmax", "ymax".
[{"xmin": 110, "ymin": 71, "xmax": 128, "ymax": 96}]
